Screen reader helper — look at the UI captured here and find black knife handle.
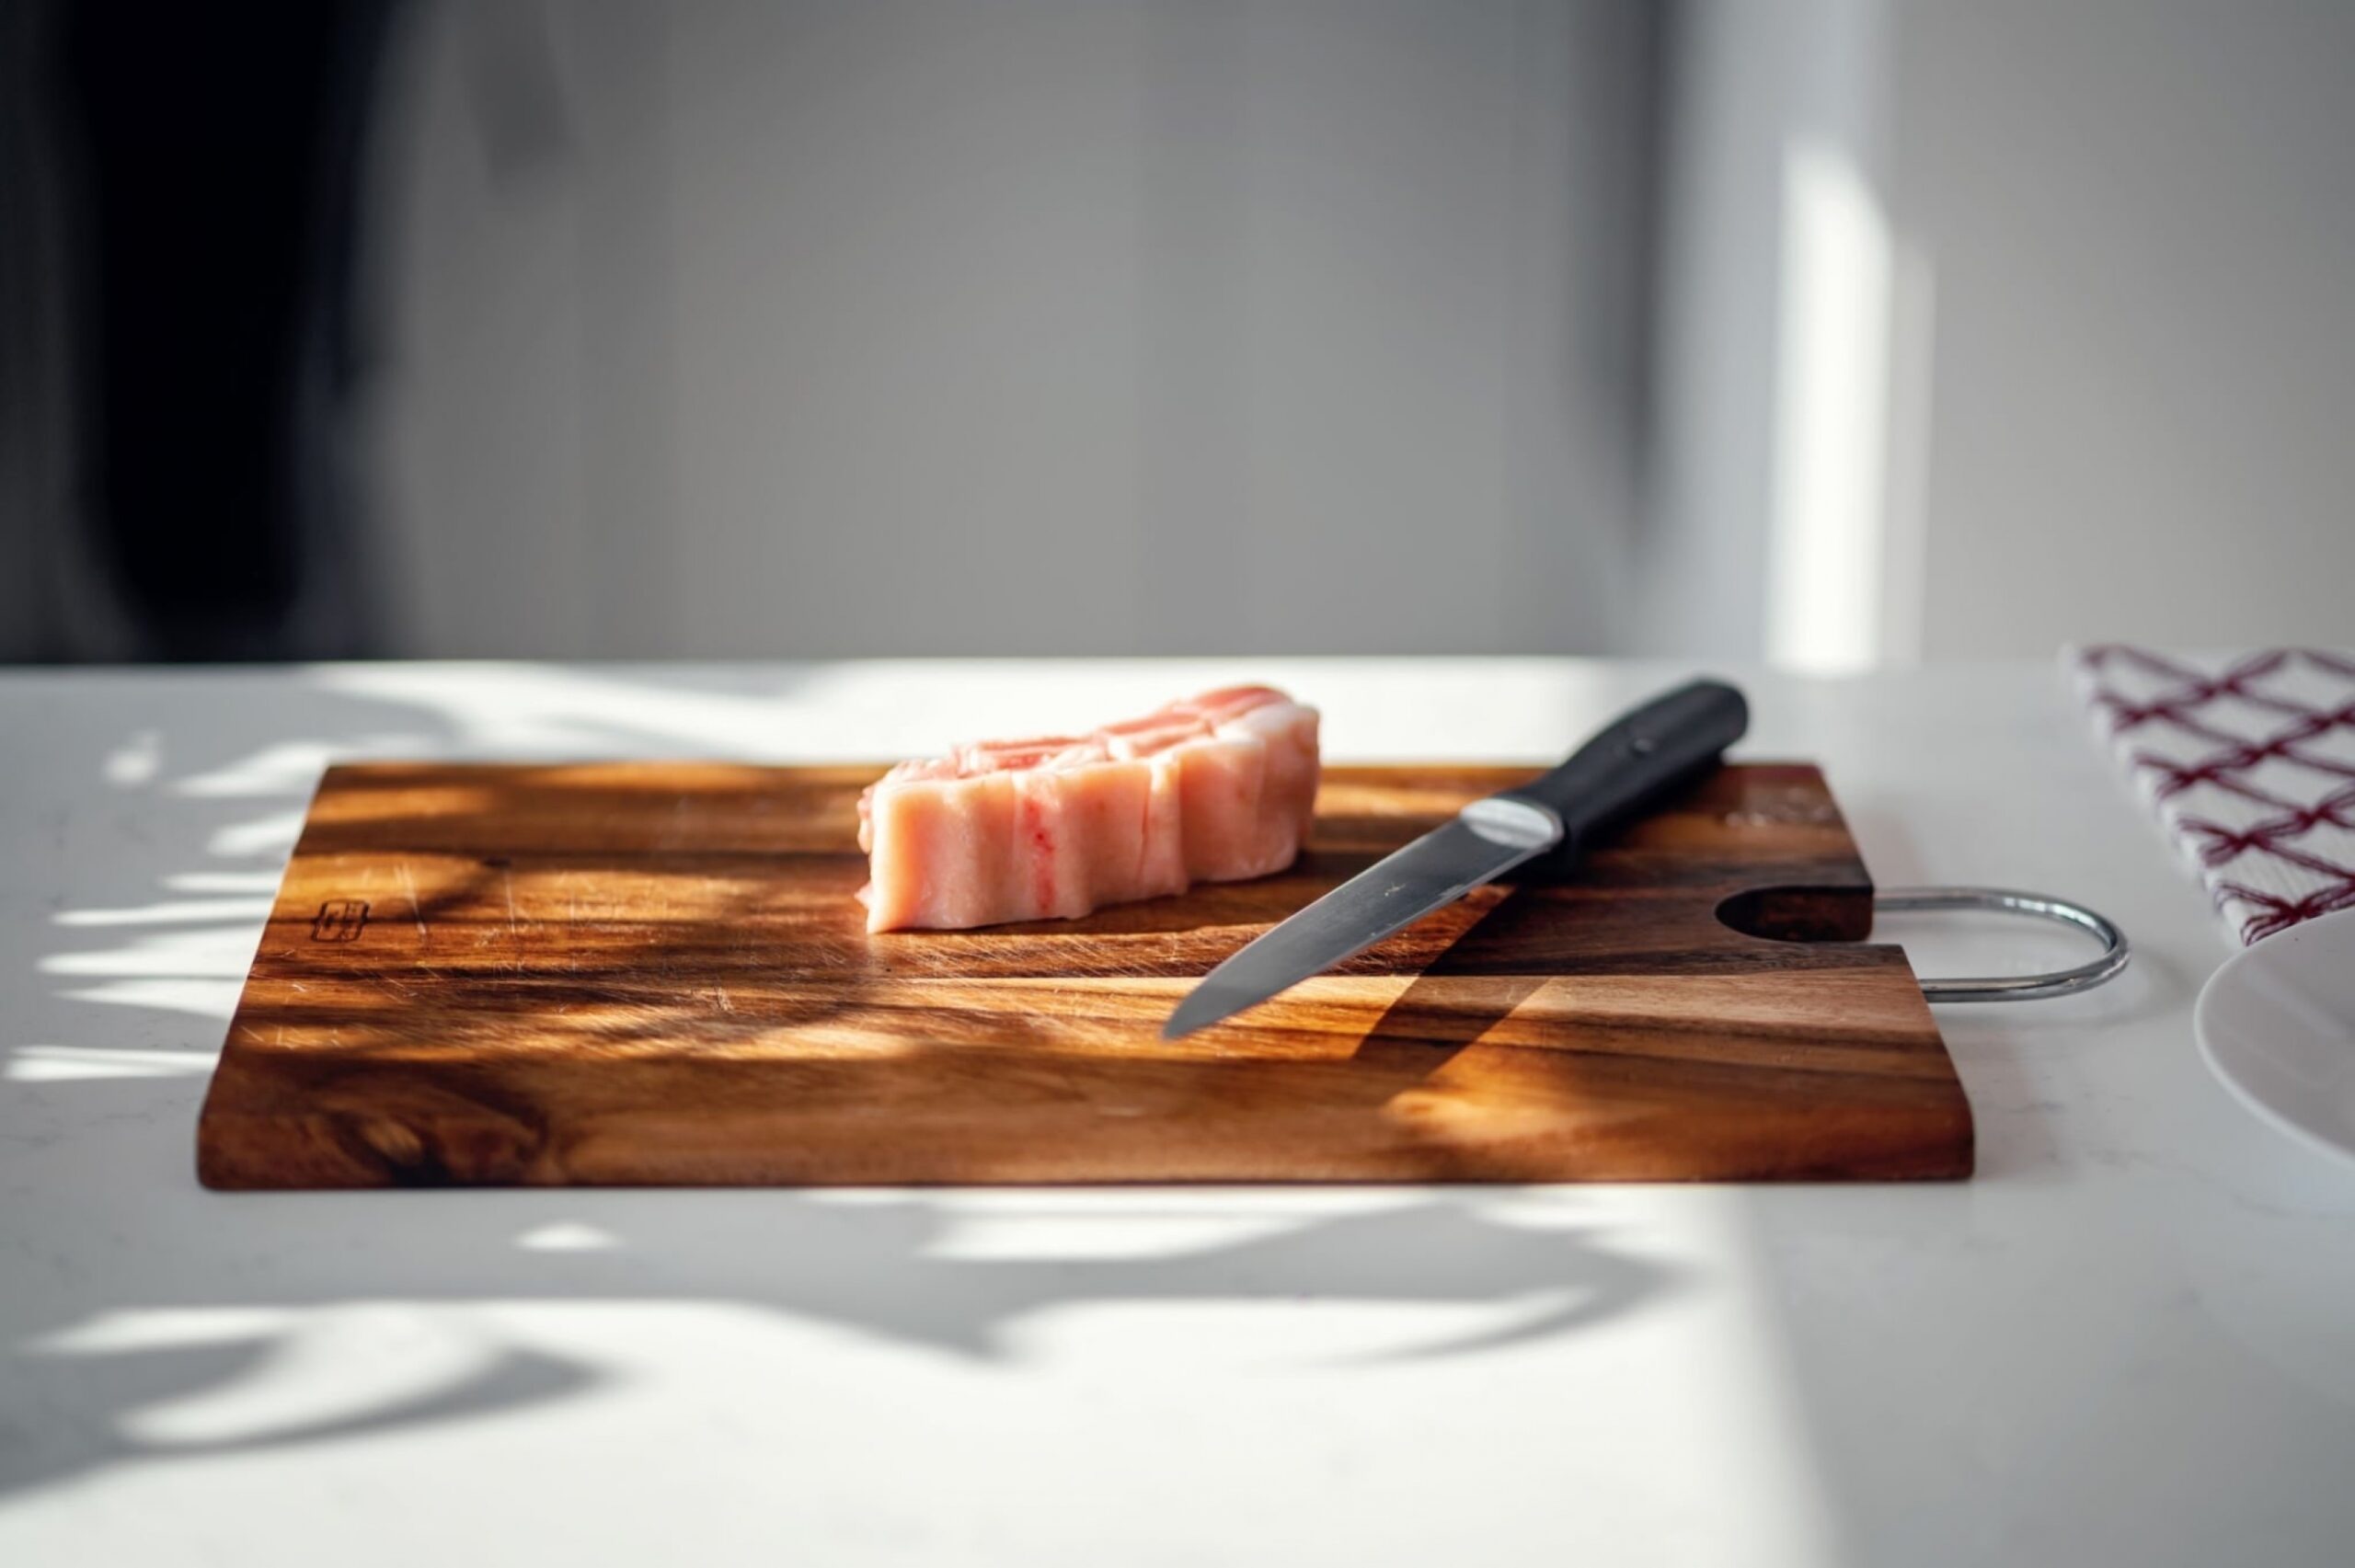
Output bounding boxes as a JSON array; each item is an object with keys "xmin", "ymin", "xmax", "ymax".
[{"xmin": 1498, "ymin": 679, "xmax": 1750, "ymax": 853}]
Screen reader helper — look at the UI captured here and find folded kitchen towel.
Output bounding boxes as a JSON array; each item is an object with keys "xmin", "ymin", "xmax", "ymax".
[{"xmin": 2069, "ymin": 647, "xmax": 2355, "ymax": 944}]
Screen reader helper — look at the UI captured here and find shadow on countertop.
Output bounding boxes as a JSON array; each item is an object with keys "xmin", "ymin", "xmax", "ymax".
[{"xmin": 0, "ymin": 665, "xmax": 1679, "ymax": 1502}]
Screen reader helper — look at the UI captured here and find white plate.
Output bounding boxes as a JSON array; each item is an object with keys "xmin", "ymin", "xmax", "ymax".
[{"xmin": 2194, "ymin": 904, "xmax": 2355, "ymax": 1169}]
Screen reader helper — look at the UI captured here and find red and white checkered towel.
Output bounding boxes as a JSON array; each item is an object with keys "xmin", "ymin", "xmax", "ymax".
[{"xmin": 2070, "ymin": 647, "xmax": 2355, "ymax": 944}]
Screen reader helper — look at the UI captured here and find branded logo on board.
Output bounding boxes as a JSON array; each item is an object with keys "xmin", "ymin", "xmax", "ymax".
[{"xmin": 311, "ymin": 898, "xmax": 370, "ymax": 942}]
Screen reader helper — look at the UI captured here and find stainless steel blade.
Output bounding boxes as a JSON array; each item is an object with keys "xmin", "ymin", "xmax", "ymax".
[{"xmin": 1161, "ymin": 797, "xmax": 1563, "ymax": 1039}]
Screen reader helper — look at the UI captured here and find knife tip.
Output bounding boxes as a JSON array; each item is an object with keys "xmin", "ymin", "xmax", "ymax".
[{"xmin": 1160, "ymin": 991, "xmax": 1229, "ymax": 1041}]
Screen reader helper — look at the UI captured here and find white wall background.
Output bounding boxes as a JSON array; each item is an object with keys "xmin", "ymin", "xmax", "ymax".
[
  {"xmin": 367, "ymin": 0, "xmax": 1659, "ymax": 658},
  {"xmin": 1634, "ymin": 0, "xmax": 1879, "ymax": 666},
  {"xmin": 1642, "ymin": 0, "xmax": 2355, "ymax": 669},
  {"xmin": 1895, "ymin": 0, "xmax": 2355, "ymax": 658},
  {"xmin": 368, "ymin": 0, "xmax": 2355, "ymax": 666}
]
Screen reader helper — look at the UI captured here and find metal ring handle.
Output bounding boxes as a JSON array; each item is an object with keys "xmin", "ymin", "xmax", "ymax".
[{"xmin": 1875, "ymin": 887, "xmax": 2131, "ymax": 1003}]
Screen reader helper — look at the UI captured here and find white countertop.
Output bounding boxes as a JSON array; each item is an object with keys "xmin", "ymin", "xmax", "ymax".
[{"xmin": 3, "ymin": 658, "xmax": 2350, "ymax": 1567}]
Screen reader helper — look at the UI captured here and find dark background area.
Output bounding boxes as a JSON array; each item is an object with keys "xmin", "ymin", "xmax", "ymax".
[{"xmin": 5, "ymin": 0, "xmax": 400, "ymax": 661}]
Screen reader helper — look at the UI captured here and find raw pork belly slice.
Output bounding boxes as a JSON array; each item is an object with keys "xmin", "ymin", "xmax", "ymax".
[{"xmin": 857, "ymin": 686, "xmax": 1321, "ymax": 932}]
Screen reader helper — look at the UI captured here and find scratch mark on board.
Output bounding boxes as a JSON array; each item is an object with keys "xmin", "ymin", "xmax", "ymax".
[
  {"xmin": 398, "ymin": 861, "xmax": 427, "ymax": 941},
  {"xmin": 505, "ymin": 868, "xmax": 526, "ymax": 972}
]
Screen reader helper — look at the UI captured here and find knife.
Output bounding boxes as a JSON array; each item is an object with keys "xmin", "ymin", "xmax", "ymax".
[{"xmin": 1161, "ymin": 679, "xmax": 1751, "ymax": 1039}]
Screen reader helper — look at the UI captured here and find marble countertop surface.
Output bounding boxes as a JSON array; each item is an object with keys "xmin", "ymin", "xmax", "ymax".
[{"xmin": 3, "ymin": 658, "xmax": 2349, "ymax": 1567}]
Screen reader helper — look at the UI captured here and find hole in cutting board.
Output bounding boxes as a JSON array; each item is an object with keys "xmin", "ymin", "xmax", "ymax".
[{"xmin": 1714, "ymin": 886, "xmax": 1875, "ymax": 944}]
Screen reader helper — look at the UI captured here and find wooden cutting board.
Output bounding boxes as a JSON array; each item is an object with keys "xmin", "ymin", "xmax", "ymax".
[{"xmin": 196, "ymin": 761, "xmax": 1972, "ymax": 1187}]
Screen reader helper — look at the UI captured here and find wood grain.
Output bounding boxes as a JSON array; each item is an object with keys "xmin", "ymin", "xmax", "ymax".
[{"xmin": 196, "ymin": 762, "xmax": 1973, "ymax": 1187}]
